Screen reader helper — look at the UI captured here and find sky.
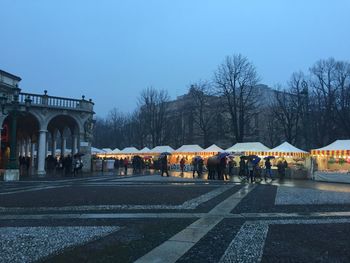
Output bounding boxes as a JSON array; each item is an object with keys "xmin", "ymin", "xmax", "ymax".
[{"xmin": 1, "ymin": 0, "xmax": 349, "ymax": 116}]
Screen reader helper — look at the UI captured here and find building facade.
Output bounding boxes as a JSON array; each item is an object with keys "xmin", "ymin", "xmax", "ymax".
[{"xmin": 0, "ymin": 69, "xmax": 94, "ymax": 180}]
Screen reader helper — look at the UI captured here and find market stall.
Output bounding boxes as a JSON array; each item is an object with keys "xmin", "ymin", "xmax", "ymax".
[
  {"xmin": 91, "ymin": 147, "xmax": 105, "ymax": 155},
  {"xmin": 311, "ymin": 140, "xmax": 350, "ymax": 183},
  {"xmin": 201, "ymin": 144, "xmax": 224, "ymax": 156},
  {"xmin": 149, "ymin": 146, "xmax": 174, "ymax": 156},
  {"xmin": 171, "ymin": 145, "xmax": 204, "ymax": 170},
  {"xmin": 119, "ymin": 147, "xmax": 140, "ymax": 159},
  {"xmin": 265, "ymin": 142, "xmax": 309, "ymax": 179},
  {"xmin": 225, "ymin": 142, "xmax": 270, "ymax": 156},
  {"xmin": 138, "ymin": 147, "xmax": 151, "ymax": 155}
]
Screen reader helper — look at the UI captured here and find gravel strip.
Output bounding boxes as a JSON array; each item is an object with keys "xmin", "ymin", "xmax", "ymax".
[
  {"xmin": 275, "ymin": 186, "xmax": 350, "ymax": 205},
  {"xmin": 219, "ymin": 222, "xmax": 268, "ymax": 263},
  {"xmin": 0, "ymin": 226, "xmax": 119, "ymax": 263}
]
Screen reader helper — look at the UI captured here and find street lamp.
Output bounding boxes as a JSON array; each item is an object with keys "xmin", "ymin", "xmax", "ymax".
[{"xmin": 0, "ymin": 88, "xmax": 31, "ymax": 180}]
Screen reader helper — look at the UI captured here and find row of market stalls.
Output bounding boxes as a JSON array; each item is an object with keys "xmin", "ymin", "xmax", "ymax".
[
  {"xmin": 93, "ymin": 140, "xmax": 350, "ymax": 183},
  {"xmin": 94, "ymin": 142, "xmax": 308, "ymax": 159}
]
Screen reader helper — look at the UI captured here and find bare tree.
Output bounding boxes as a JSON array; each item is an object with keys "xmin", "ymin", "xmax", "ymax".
[
  {"xmin": 188, "ymin": 81, "xmax": 216, "ymax": 147},
  {"xmin": 309, "ymin": 58, "xmax": 340, "ymax": 145},
  {"xmin": 214, "ymin": 54, "xmax": 260, "ymax": 142},
  {"xmin": 270, "ymin": 72, "xmax": 307, "ymax": 145},
  {"xmin": 334, "ymin": 60, "xmax": 350, "ymax": 136},
  {"xmin": 138, "ymin": 87, "xmax": 170, "ymax": 147}
]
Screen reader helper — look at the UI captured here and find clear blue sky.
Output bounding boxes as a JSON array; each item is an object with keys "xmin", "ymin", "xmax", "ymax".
[{"xmin": 1, "ymin": 0, "xmax": 349, "ymax": 116}]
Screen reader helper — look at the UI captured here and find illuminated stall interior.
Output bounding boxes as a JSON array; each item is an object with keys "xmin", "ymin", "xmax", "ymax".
[
  {"xmin": 171, "ymin": 145, "xmax": 204, "ymax": 165},
  {"xmin": 311, "ymin": 140, "xmax": 350, "ymax": 172},
  {"xmin": 200, "ymin": 144, "xmax": 224, "ymax": 163},
  {"xmin": 263, "ymin": 142, "xmax": 309, "ymax": 169}
]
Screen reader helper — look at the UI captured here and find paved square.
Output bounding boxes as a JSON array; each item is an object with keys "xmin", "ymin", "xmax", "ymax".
[{"xmin": 1, "ymin": 173, "xmax": 350, "ymax": 262}]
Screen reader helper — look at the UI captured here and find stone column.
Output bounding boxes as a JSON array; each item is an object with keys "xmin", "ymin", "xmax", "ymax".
[
  {"xmin": 18, "ymin": 140, "xmax": 22, "ymax": 157},
  {"xmin": 79, "ymin": 132, "xmax": 91, "ymax": 173},
  {"xmin": 60, "ymin": 136, "xmax": 66, "ymax": 157},
  {"xmin": 31, "ymin": 142, "xmax": 35, "ymax": 168},
  {"xmin": 25, "ymin": 138, "xmax": 31, "ymax": 157},
  {"xmin": 20, "ymin": 139, "xmax": 26, "ymax": 156},
  {"xmin": 37, "ymin": 130, "xmax": 47, "ymax": 176},
  {"xmin": 72, "ymin": 135, "xmax": 78, "ymax": 155},
  {"xmin": 46, "ymin": 140, "xmax": 49, "ymax": 158},
  {"xmin": 51, "ymin": 134, "xmax": 57, "ymax": 157}
]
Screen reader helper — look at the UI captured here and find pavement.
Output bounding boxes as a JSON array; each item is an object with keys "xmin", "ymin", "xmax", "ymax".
[{"xmin": 1, "ymin": 170, "xmax": 350, "ymax": 262}]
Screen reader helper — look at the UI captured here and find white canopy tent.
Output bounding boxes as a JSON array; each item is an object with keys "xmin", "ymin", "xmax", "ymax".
[
  {"xmin": 226, "ymin": 142, "xmax": 270, "ymax": 154},
  {"xmin": 102, "ymin": 148, "xmax": 113, "ymax": 154},
  {"xmin": 91, "ymin": 147, "xmax": 105, "ymax": 155},
  {"xmin": 150, "ymin": 145, "xmax": 175, "ymax": 154},
  {"xmin": 267, "ymin": 142, "xmax": 308, "ymax": 157},
  {"xmin": 138, "ymin": 147, "xmax": 151, "ymax": 154},
  {"xmin": 202, "ymin": 144, "xmax": 224, "ymax": 153},
  {"xmin": 174, "ymin": 145, "xmax": 204, "ymax": 153},
  {"xmin": 120, "ymin": 147, "xmax": 139, "ymax": 155},
  {"xmin": 111, "ymin": 148, "xmax": 121, "ymax": 154},
  {"xmin": 312, "ymin": 140, "xmax": 350, "ymax": 154}
]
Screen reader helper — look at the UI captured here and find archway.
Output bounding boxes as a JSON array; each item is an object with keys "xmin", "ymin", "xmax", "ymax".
[{"xmin": 1, "ymin": 113, "xmax": 40, "ymax": 175}]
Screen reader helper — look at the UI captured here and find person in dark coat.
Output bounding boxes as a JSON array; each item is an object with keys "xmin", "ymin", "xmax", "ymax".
[
  {"xmin": 114, "ymin": 158, "xmax": 120, "ymax": 175},
  {"xmin": 198, "ymin": 158, "xmax": 204, "ymax": 178},
  {"xmin": 160, "ymin": 155, "xmax": 169, "ymax": 177},
  {"xmin": 264, "ymin": 158, "xmax": 273, "ymax": 181},
  {"xmin": 192, "ymin": 158, "xmax": 199, "ymax": 178},
  {"xmin": 65, "ymin": 155, "xmax": 72, "ymax": 176},
  {"xmin": 180, "ymin": 158, "xmax": 185, "ymax": 173},
  {"xmin": 247, "ymin": 159, "xmax": 254, "ymax": 183},
  {"xmin": 123, "ymin": 158, "xmax": 129, "ymax": 175},
  {"xmin": 218, "ymin": 157, "xmax": 227, "ymax": 180},
  {"xmin": 277, "ymin": 159, "xmax": 288, "ymax": 179}
]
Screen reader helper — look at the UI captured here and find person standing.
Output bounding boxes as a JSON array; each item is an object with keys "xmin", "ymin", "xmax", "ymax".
[
  {"xmin": 114, "ymin": 158, "xmax": 120, "ymax": 175},
  {"xmin": 198, "ymin": 158, "xmax": 204, "ymax": 178},
  {"xmin": 192, "ymin": 158, "xmax": 199, "ymax": 178},
  {"xmin": 65, "ymin": 155, "xmax": 72, "ymax": 176},
  {"xmin": 180, "ymin": 157, "xmax": 185, "ymax": 173},
  {"xmin": 123, "ymin": 158, "xmax": 129, "ymax": 175},
  {"xmin": 220, "ymin": 156, "xmax": 228, "ymax": 180},
  {"xmin": 160, "ymin": 155, "xmax": 169, "ymax": 177},
  {"xmin": 247, "ymin": 159, "xmax": 254, "ymax": 183},
  {"xmin": 228, "ymin": 158, "xmax": 236, "ymax": 178}
]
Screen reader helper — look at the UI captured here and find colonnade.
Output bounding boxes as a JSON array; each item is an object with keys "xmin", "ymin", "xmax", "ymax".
[{"xmin": 15, "ymin": 128, "xmax": 80, "ymax": 176}]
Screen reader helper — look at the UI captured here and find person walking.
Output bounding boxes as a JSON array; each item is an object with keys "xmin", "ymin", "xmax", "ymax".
[
  {"xmin": 247, "ymin": 159, "xmax": 254, "ymax": 183},
  {"xmin": 264, "ymin": 158, "xmax": 273, "ymax": 181},
  {"xmin": 239, "ymin": 157, "xmax": 246, "ymax": 179}
]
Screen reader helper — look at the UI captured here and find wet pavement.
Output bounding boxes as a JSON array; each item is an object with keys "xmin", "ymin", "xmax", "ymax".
[{"xmin": 1, "ymin": 171, "xmax": 350, "ymax": 262}]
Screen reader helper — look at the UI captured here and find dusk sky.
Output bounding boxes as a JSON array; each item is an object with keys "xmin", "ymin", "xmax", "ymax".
[{"xmin": 1, "ymin": 0, "xmax": 349, "ymax": 116}]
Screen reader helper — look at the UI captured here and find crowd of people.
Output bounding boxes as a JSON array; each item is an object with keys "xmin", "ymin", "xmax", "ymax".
[
  {"xmin": 45, "ymin": 154, "xmax": 83, "ymax": 176},
  {"xmin": 96, "ymin": 153, "xmax": 289, "ymax": 182}
]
